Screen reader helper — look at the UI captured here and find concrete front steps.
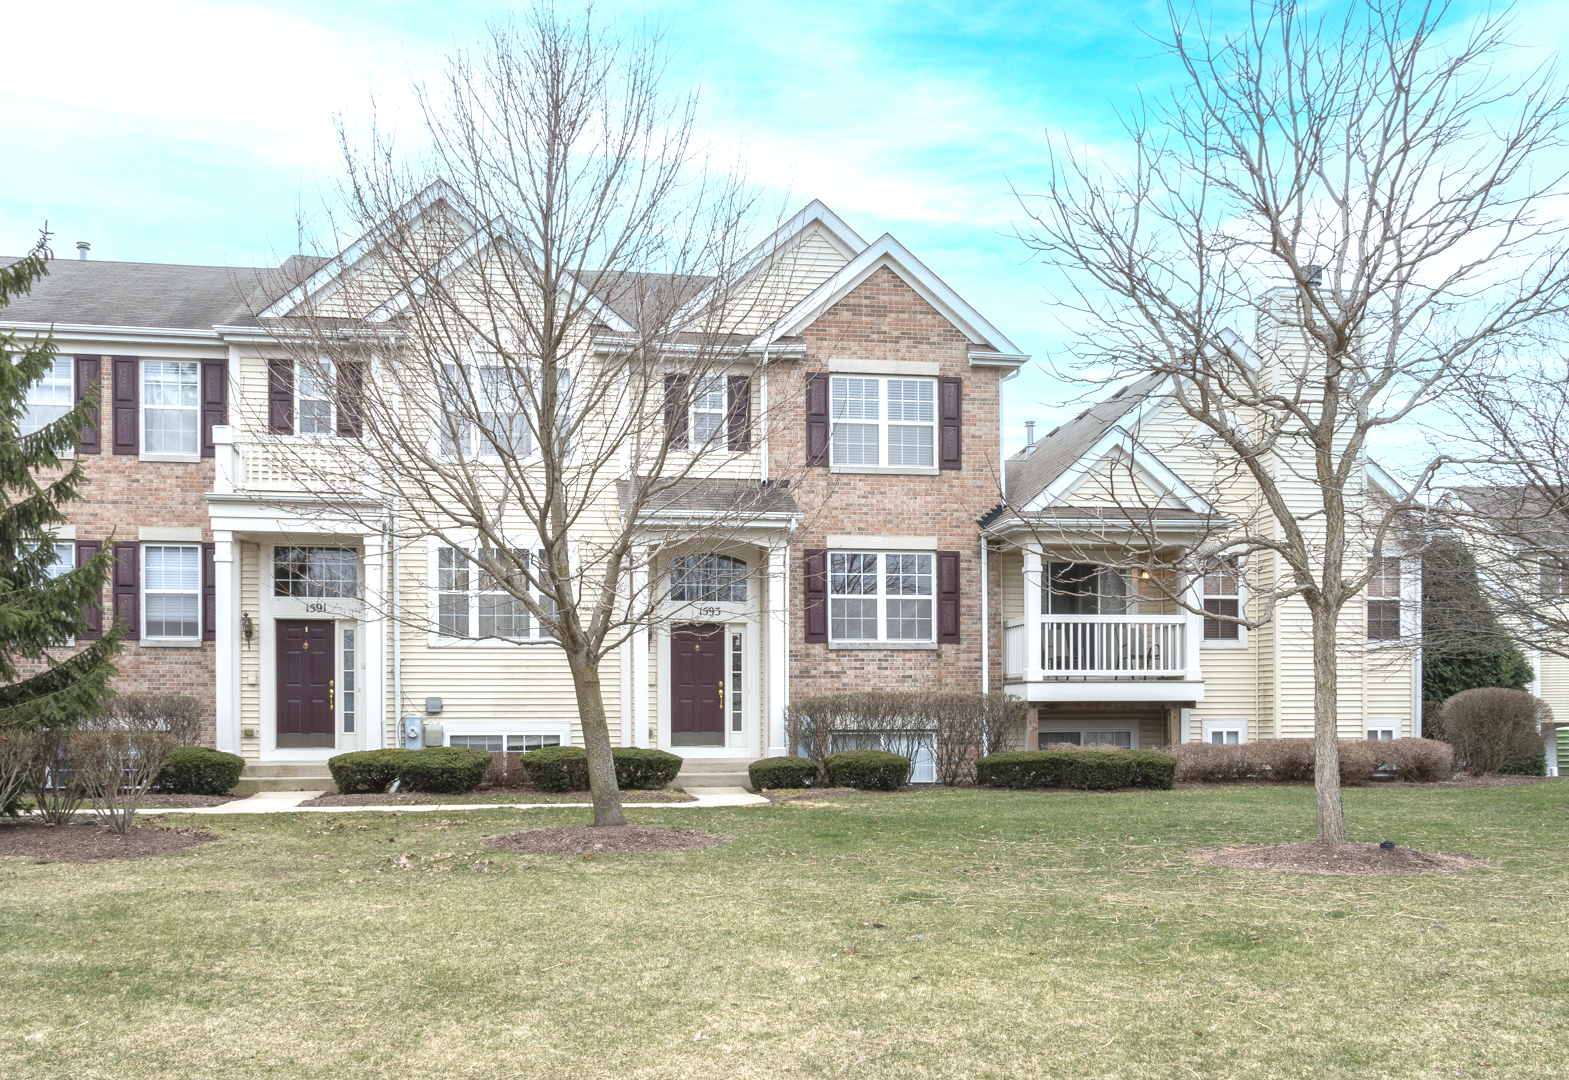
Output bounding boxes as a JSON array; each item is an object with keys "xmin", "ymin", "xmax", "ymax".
[
  {"xmin": 234, "ymin": 763, "xmax": 337, "ymax": 796},
  {"xmin": 676, "ymin": 758, "xmax": 757, "ymax": 790}
]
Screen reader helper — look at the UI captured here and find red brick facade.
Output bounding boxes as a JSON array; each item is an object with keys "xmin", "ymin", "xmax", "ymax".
[
  {"xmin": 42, "ymin": 358, "xmax": 218, "ymax": 744},
  {"xmin": 775, "ymin": 267, "xmax": 1004, "ymax": 699}
]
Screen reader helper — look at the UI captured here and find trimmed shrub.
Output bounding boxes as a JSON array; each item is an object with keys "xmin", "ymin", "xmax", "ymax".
[
  {"xmin": 749, "ymin": 756, "xmax": 821, "ymax": 790},
  {"xmin": 328, "ymin": 749, "xmax": 410, "ymax": 794},
  {"xmin": 519, "ymin": 746, "xmax": 685, "ymax": 792},
  {"xmin": 481, "ymin": 751, "xmax": 527, "ymax": 788},
  {"xmin": 1172, "ymin": 739, "xmax": 1380, "ymax": 784},
  {"xmin": 613, "ymin": 748, "xmax": 684, "ymax": 789},
  {"xmin": 824, "ymin": 750, "xmax": 909, "ymax": 790},
  {"xmin": 786, "ymin": 691, "xmax": 1028, "ymax": 784},
  {"xmin": 975, "ymin": 749, "xmax": 1175, "ymax": 791},
  {"xmin": 1501, "ymin": 748, "xmax": 1548, "ymax": 776},
  {"xmin": 154, "ymin": 747, "xmax": 246, "ymax": 795},
  {"xmin": 1439, "ymin": 688, "xmax": 1552, "ymax": 775},
  {"xmin": 398, "ymin": 747, "xmax": 492, "ymax": 794},
  {"xmin": 1372, "ymin": 738, "xmax": 1454, "ymax": 782},
  {"xmin": 98, "ymin": 693, "xmax": 205, "ymax": 745}
]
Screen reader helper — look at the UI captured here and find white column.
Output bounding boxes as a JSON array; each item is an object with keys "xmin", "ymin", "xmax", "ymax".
[
  {"xmin": 1547, "ymin": 725, "xmax": 1560, "ymax": 778},
  {"xmin": 363, "ymin": 534, "xmax": 386, "ymax": 750},
  {"xmin": 766, "ymin": 544, "xmax": 790, "ymax": 757},
  {"xmin": 212, "ymin": 425, "xmax": 236, "ymax": 495},
  {"xmin": 1022, "ymin": 548, "xmax": 1044, "ymax": 682},
  {"xmin": 1182, "ymin": 570, "xmax": 1205, "ymax": 683},
  {"xmin": 631, "ymin": 553, "xmax": 651, "ymax": 750},
  {"xmin": 213, "ymin": 531, "xmax": 239, "ymax": 753}
]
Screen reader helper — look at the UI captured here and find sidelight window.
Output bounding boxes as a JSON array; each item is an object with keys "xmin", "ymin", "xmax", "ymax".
[
  {"xmin": 829, "ymin": 551, "xmax": 933, "ymax": 643},
  {"xmin": 342, "ymin": 627, "xmax": 356, "ymax": 734}
]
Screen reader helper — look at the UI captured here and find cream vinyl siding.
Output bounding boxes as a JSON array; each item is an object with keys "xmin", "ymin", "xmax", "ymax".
[
  {"xmin": 722, "ymin": 229, "xmax": 851, "ymax": 336},
  {"xmin": 1000, "ymin": 549, "xmax": 1024, "ymax": 621},
  {"xmin": 239, "ymin": 542, "xmax": 261, "ymax": 758},
  {"xmin": 1058, "ymin": 454, "xmax": 1190, "ymax": 510}
]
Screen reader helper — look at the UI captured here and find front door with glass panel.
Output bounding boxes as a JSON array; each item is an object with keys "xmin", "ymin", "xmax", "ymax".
[
  {"xmin": 277, "ymin": 619, "xmax": 335, "ymax": 748},
  {"xmin": 671, "ymin": 623, "xmax": 725, "ymax": 746}
]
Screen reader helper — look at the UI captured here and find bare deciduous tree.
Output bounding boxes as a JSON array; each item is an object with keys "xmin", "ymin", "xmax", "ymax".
[
  {"xmin": 1013, "ymin": 0, "xmax": 1569, "ymax": 840},
  {"xmin": 257, "ymin": 8, "xmax": 826, "ymax": 826}
]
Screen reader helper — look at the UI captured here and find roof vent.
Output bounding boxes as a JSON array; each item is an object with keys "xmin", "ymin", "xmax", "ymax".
[
  {"xmin": 76, "ymin": 242, "xmax": 90, "ymax": 260},
  {"xmin": 1024, "ymin": 421, "xmax": 1035, "ymax": 445},
  {"xmin": 1304, "ymin": 264, "xmax": 1323, "ymax": 287}
]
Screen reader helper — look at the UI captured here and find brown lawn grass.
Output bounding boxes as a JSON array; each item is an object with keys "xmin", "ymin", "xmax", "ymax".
[{"xmin": 1, "ymin": 783, "xmax": 1566, "ymax": 1078}]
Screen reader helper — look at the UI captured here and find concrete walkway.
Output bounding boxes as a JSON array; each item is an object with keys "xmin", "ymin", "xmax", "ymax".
[{"xmin": 140, "ymin": 786, "xmax": 768, "ymax": 816}]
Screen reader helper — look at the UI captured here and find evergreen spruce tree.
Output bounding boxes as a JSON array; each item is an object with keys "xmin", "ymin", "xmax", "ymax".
[
  {"xmin": 1422, "ymin": 538, "xmax": 1532, "ymax": 706},
  {"xmin": 0, "ymin": 233, "xmax": 121, "ymax": 728}
]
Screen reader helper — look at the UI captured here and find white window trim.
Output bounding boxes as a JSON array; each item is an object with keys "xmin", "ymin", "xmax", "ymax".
[
  {"xmin": 1200, "ymin": 561, "xmax": 1248, "ymax": 649},
  {"xmin": 427, "ymin": 538, "xmax": 559, "ymax": 647},
  {"xmin": 1037, "ymin": 725, "xmax": 1140, "ymax": 750},
  {"xmin": 139, "ymin": 359, "xmax": 202, "ymax": 463},
  {"xmin": 272, "ymin": 545, "xmax": 362, "ymax": 600},
  {"xmin": 828, "ymin": 373, "xmax": 938, "ymax": 472},
  {"xmin": 827, "ymin": 549, "xmax": 937, "ymax": 646},
  {"xmin": 1367, "ymin": 720, "xmax": 1400, "ymax": 741},
  {"xmin": 295, "ymin": 359, "xmax": 337, "ymax": 438},
  {"xmin": 687, "ymin": 374, "xmax": 730, "ymax": 452},
  {"xmin": 1365, "ymin": 553, "xmax": 1407, "ymax": 649},
  {"xmin": 141, "ymin": 542, "xmax": 202, "ymax": 643},
  {"xmin": 20, "ymin": 354, "xmax": 76, "ymax": 457},
  {"xmin": 1200, "ymin": 718, "xmax": 1248, "ymax": 745}
]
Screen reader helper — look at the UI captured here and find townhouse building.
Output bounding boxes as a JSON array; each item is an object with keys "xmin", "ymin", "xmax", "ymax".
[{"xmin": 4, "ymin": 198, "xmax": 1425, "ymax": 788}]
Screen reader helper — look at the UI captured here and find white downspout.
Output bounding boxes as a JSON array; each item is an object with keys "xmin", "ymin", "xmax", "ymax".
[
  {"xmin": 391, "ymin": 496, "xmax": 402, "ymax": 748},
  {"xmin": 979, "ymin": 535, "xmax": 990, "ymax": 695}
]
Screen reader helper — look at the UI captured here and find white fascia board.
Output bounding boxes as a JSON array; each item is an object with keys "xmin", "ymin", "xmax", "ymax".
[
  {"xmin": 259, "ymin": 179, "xmax": 482, "ymax": 319},
  {"xmin": 1366, "ymin": 459, "xmax": 1410, "ymax": 499},
  {"xmin": 0, "ymin": 321, "xmax": 223, "ymax": 347},
  {"xmin": 737, "ymin": 199, "xmax": 868, "ymax": 268},
  {"xmin": 969, "ymin": 349, "xmax": 1030, "ymax": 369},
  {"xmin": 1024, "ymin": 426, "xmax": 1213, "ymax": 514},
  {"xmin": 750, "ymin": 234, "xmax": 1025, "ymax": 356}
]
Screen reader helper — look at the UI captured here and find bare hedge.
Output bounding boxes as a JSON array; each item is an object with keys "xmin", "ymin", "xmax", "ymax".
[
  {"xmin": 1172, "ymin": 738, "xmax": 1452, "ymax": 784},
  {"xmin": 785, "ymin": 692, "xmax": 1028, "ymax": 785},
  {"xmin": 1437, "ymin": 688, "xmax": 1551, "ymax": 776}
]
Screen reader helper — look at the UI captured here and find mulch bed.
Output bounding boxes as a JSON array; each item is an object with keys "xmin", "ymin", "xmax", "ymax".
[
  {"xmin": 141, "ymin": 794, "xmax": 240, "ymax": 808},
  {"xmin": 303, "ymin": 788, "xmax": 695, "ymax": 807},
  {"xmin": 1175, "ymin": 775, "xmax": 1558, "ymax": 789},
  {"xmin": 485, "ymin": 824, "xmax": 726, "ymax": 856},
  {"xmin": 1195, "ymin": 841, "xmax": 1490, "ymax": 875},
  {"xmin": 0, "ymin": 821, "xmax": 218, "ymax": 863}
]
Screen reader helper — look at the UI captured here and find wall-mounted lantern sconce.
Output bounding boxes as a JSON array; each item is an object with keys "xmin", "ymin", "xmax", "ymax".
[{"xmin": 241, "ymin": 611, "xmax": 254, "ymax": 644}]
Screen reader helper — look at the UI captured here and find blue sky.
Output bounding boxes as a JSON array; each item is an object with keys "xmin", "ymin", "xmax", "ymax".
[{"xmin": 4, "ymin": 0, "xmax": 1552, "ymax": 453}]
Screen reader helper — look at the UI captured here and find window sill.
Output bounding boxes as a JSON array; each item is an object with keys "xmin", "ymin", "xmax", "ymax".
[
  {"xmin": 827, "ymin": 641, "xmax": 939, "ymax": 651},
  {"xmin": 1200, "ymin": 640, "xmax": 1248, "ymax": 650},
  {"xmin": 139, "ymin": 638, "xmax": 204, "ymax": 649},
  {"xmin": 427, "ymin": 636, "xmax": 556, "ymax": 648},
  {"xmin": 138, "ymin": 453, "xmax": 202, "ymax": 464},
  {"xmin": 829, "ymin": 465, "xmax": 940, "ymax": 476}
]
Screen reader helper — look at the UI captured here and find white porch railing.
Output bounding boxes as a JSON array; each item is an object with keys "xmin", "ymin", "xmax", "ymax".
[
  {"xmin": 214, "ymin": 429, "xmax": 366, "ymax": 496},
  {"xmin": 1005, "ymin": 615, "xmax": 1189, "ymax": 680}
]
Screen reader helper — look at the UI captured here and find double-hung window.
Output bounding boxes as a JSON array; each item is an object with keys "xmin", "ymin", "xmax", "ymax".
[
  {"xmin": 830, "ymin": 376, "xmax": 936, "ymax": 468},
  {"xmin": 143, "ymin": 361, "xmax": 200, "ymax": 456},
  {"xmin": 1367, "ymin": 557, "xmax": 1402, "ymax": 641},
  {"xmin": 297, "ymin": 360, "xmax": 335, "ymax": 434},
  {"xmin": 274, "ymin": 547, "xmax": 360, "ymax": 598},
  {"xmin": 20, "ymin": 356, "xmax": 74, "ymax": 437},
  {"xmin": 1542, "ymin": 557, "xmax": 1567, "ymax": 601},
  {"xmin": 437, "ymin": 545, "xmax": 553, "ymax": 641},
  {"xmin": 829, "ymin": 552, "xmax": 933, "ymax": 643},
  {"xmin": 690, "ymin": 377, "xmax": 727, "ymax": 448},
  {"xmin": 143, "ymin": 544, "xmax": 201, "ymax": 639},
  {"xmin": 1202, "ymin": 561, "xmax": 1240, "ymax": 640},
  {"xmin": 440, "ymin": 364, "xmax": 532, "ymax": 460}
]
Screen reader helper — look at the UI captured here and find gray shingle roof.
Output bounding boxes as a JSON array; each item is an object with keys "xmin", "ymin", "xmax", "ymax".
[
  {"xmin": 0, "ymin": 256, "xmax": 321, "ymax": 331},
  {"xmin": 1004, "ymin": 372, "xmax": 1168, "ymax": 507}
]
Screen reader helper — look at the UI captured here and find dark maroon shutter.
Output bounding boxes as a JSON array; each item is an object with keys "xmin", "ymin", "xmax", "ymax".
[
  {"xmin": 74, "ymin": 356, "xmax": 101, "ymax": 454},
  {"xmin": 936, "ymin": 550, "xmax": 961, "ymax": 644},
  {"xmin": 75, "ymin": 540, "xmax": 103, "ymax": 639},
  {"xmin": 804, "ymin": 548, "xmax": 828, "ymax": 643},
  {"xmin": 112, "ymin": 541, "xmax": 139, "ymax": 640},
  {"xmin": 727, "ymin": 375, "xmax": 752, "ymax": 451},
  {"xmin": 201, "ymin": 359, "xmax": 226, "ymax": 457},
  {"xmin": 805, "ymin": 373, "xmax": 829, "ymax": 466},
  {"xmin": 938, "ymin": 376, "xmax": 962, "ymax": 470},
  {"xmin": 337, "ymin": 361, "xmax": 363, "ymax": 437},
  {"xmin": 664, "ymin": 373, "xmax": 689, "ymax": 449},
  {"xmin": 201, "ymin": 542, "xmax": 216, "ymax": 641},
  {"xmin": 268, "ymin": 359, "xmax": 294, "ymax": 434},
  {"xmin": 111, "ymin": 356, "xmax": 138, "ymax": 455}
]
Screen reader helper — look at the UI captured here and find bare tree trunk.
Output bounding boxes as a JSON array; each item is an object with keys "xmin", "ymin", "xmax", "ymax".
[
  {"xmin": 565, "ymin": 648, "xmax": 626, "ymax": 827},
  {"xmin": 1310, "ymin": 604, "xmax": 1345, "ymax": 842}
]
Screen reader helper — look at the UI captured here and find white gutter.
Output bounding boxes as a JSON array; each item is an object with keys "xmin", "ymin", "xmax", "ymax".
[{"xmin": 1, "ymin": 320, "xmax": 223, "ymax": 346}]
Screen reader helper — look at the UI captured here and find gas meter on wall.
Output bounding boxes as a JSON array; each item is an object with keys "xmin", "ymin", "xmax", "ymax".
[{"xmin": 401, "ymin": 715, "xmax": 423, "ymax": 749}]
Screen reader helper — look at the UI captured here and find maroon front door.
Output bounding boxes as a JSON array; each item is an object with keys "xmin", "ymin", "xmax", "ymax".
[
  {"xmin": 277, "ymin": 620, "xmax": 335, "ymax": 748},
  {"xmin": 671, "ymin": 623, "xmax": 725, "ymax": 746}
]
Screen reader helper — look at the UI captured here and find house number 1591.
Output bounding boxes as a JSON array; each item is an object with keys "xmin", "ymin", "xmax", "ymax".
[{"xmin": 304, "ymin": 602, "xmax": 327, "ymax": 613}]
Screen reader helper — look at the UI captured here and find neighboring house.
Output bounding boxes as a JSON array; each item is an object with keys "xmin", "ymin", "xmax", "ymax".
[
  {"xmin": 983, "ymin": 303, "xmax": 1423, "ymax": 751},
  {"xmin": 0, "ymin": 256, "xmax": 263, "ymax": 743},
  {"xmin": 5, "ymin": 197, "xmax": 1028, "ymax": 787}
]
